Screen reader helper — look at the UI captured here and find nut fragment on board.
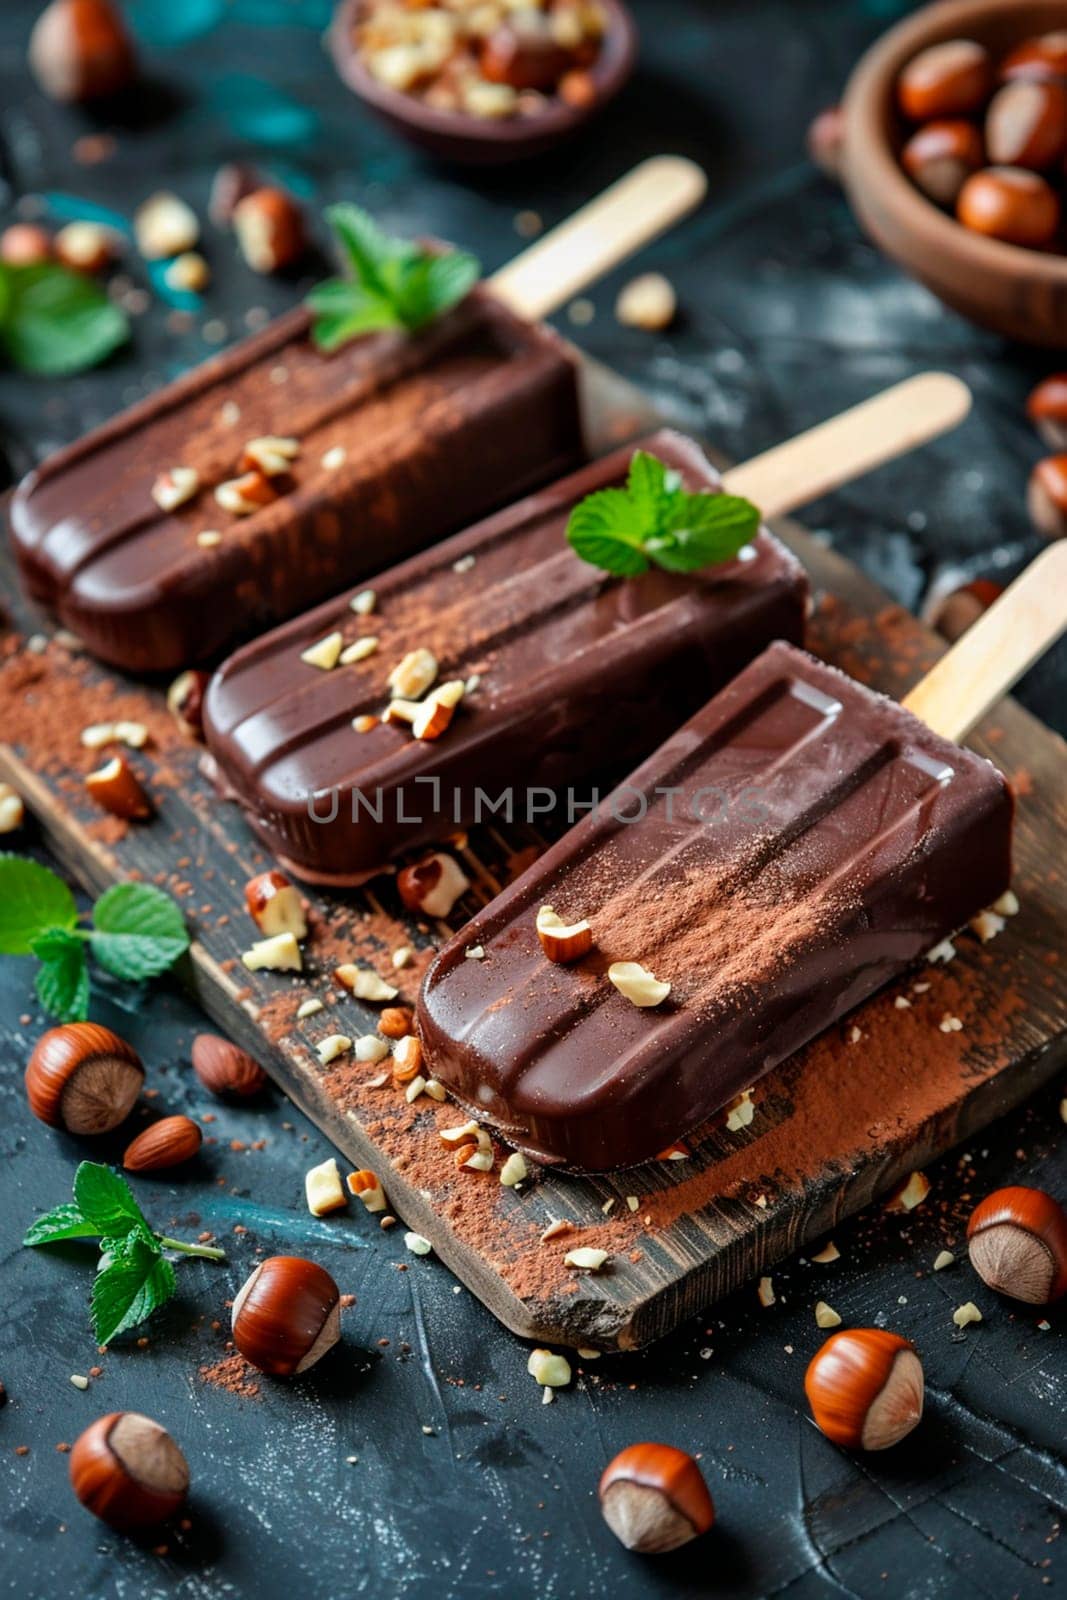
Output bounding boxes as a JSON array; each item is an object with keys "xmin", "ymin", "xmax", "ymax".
[
  {"xmin": 335, "ymin": 966, "xmax": 398, "ymax": 1002},
  {"xmin": 152, "ymin": 467, "xmax": 199, "ymax": 512},
  {"xmin": 397, "ymin": 853, "xmax": 470, "ymax": 918},
  {"xmin": 241, "ymin": 932, "xmax": 302, "ymax": 973},
  {"xmin": 315, "ymin": 1034, "xmax": 352, "ymax": 1065},
  {"xmin": 0, "ymin": 783, "xmax": 25, "ymax": 833}
]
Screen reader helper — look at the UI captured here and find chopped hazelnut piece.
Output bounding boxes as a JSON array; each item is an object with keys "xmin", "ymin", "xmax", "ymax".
[
  {"xmin": 465, "ymin": 945, "xmax": 485, "ymax": 961},
  {"xmin": 350, "ymin": 589, "xmax": 376, "ymax": 615},
  {"xmin": 440, "ymin": 1121, "xmax": 491, "ymax": 1151},
  {"xmin": 240, "ymin": 436, "xmax": 300, "ymax": 477},
  {"xmin": 656, "ymin": 1143, "xmax": 689, "ymax": 1161},
  {"xmin": 388, "ymin": 647, "xmax": 438, "ymax": 700},
  {"xmin": 814, "ymin": 1301, "xmax": 842, "ymax": 1329},
  {"xmin": 615, "ymin": 272, "xmax": 677, "ymax": 331},
  {"xmin": 953, "ymin": 1301, "xmax": 983, "ymax": 1328},
  {"xmin": 164, "ymin": 251, "xmax": 210, "ymax": 294},
  {"xmin": 993, "ymin": 889, "xmax": 1019, "ymax": 916},
  {"xmin": 404, "ymin": 1232, "xmax": 432, "ymax": 1256},
  {"xmin": 296, "ymin": 999, "xmax": 323, "ymax": 1020},
  {"xmin": 305, "ymin": 1157, "xmax": 346, "ymax": 1216},
  {"xmin": 391, "ymin": 945, "xmax": 414, "ymax": 970},
  {"xmin": 353, "ymin": 714, "xmax": 378, "ymax": 733},
  {"xmin": 725, "ymin": 1090, "xmax": 755, "ymax": 1132},
  {"xmin": 340, "ymin": 636, "xmax": 379, "ymax": 665},
  {"xmin": 215, "ymin": 470, "xmax": 277, "ymax": 517},
  {"xmin": 625, "ymin": 1196, "xmax": 639, "ymax": 1213},
  {"xmin": 527, "ymin": 1349, "xmax": 571, "ymax": 1388},
  {"xmin": 404, "ymin": 1075, "xmax": 428, "ymax": 1103},
  {"xmin": 335, "ymin": 965, "xmax": 398, "ymax": 1002},
  {"xmin": 607, "ymin": 961, "xmax": 670, "ymax": 1008},
  {"xmin": 459, "ymin": 1147, "xmax": 494, "ymax": 1172},
  {"xmin": 300, "ymin": 631, "xmax": 344, "ymax": 671},
  {"xmin": 811, "ymin": 1242, "xmax": 840, "ymax": 1264},
  {"xmin": 969, "ymin": 909, "xmax": 1005, "ymax": 942},
  {"xmin": 757, "ymin": 1276, "xmax": 776, "ymax": 1308},
  {"xmin": 381, "ymin": 698, "xmax": 420, "ymax": 726},
  {"xmin": 135, "ymin": 191, "xmax": 199, "ymax": 259},
  {"xmin": 397, "ymin": 853, "xmax": 470, "ymax": 918},
  {"xmin": 540, "ymin": 1218, "xmax": 574, "ymax": 1242},
  {"xmin": 392, "ymin": 1035, "xmax": 423, "ymax": 1083},
  {"xmin": 933, "ymin": 1250, "xmax": 955, "ymax": 1271},
  {"xmin": 315, "ymin": 1034, "xmax": 353, "ymax": 1064},
  {"xmin": 322, "ymin": 445, "xmax": 347, "ymax": 471},
  {"xmin": 424, "ymin": 1079, "xmax": 446, "ymax": 1102},
  {"xmin": 500, "ymin": 1152, "xmax": 528, "ymax": 1187},
  {"xmin": 379, "ymin": 1007, "xmax": 413, "ymax": 1040},
  {"xmin": 885, "ymin": 1171, "xmax": 930, "ymax": 1213},
  {"xmin": 197, "ymin": 530, "xmax": 222, "ymax": 548},
  {"xmin": 354, "ymin": 1035, "xmax": 390, "ymax": 1063},
  {"xmin": 412, "ymin": 681, "xmax": 464, "ymax": 741},
  {"xmin": 241, "ymin": 932, "xmax": 302, "ymax": 973},
  {"xmin": 152, "ymin": 467, "xmax": 199, "ymax": 512},
  {"xmin": 0, "ymin": 783, "xmax": 25, "ymax": 834},
  {"xmin": 564, "ymin": 1248, "xmax": 610, "ymax": 1272},
  {"xmin": 347, "ymin": 1169, "xmax": 386, "ymax": 1212},
  {"xmin": 926, "ymin": 937, "xmax": 956, "ymax": 964},
  {"xmin": 536, "ymin": 905, "xmax": 593, "ymax": 963}
]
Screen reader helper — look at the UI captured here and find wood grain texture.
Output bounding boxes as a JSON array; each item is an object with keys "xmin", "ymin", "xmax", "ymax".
[{"xmin": 2, "ymin": 359, "xmax": 1065, "ymax": 1352}]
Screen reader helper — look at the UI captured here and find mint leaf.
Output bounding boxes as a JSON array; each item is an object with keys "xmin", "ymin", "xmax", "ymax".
[
  {"xmin": 23, "ymin": 1202, "xmax": 98, "ymax": 1248},
  {"xmin": 0, "ymin": 855, "xmax": 78, "ymax": 954},
  {"xmin": 32, "ymin": 928, "xmax": 90, "ymax": 1021},
  {"xmin": 92, "ymin": 1232, "xmax": 175, "ymax": 1345},
  {"xmin": 308, "ymin": 205, "xmax": 480, "ymax": 350},
  {"xmin": 567, "ymin": 451, "xmax": 762, "ymax": 579},
  {"xmin": 0, "ymin": 263, "xmax": 129, "ymax": 377},
  {"xmin": 90, "ymin": 882, "xmax": 188, "ymax": 980},
  {"xmin": 73, "ymin": 1163, "xmax": 148, "ymax": 1240}
]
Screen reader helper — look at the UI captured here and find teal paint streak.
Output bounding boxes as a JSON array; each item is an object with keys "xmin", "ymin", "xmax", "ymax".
[
  {"xmin": 230, "ymin": 0, "xmax": 335, "ymax": 25},
  {"xmin": 124, "ymin": 0, "xmax": 227, "ymax": 47},
  {"xmin": 209, "ymin": 73, "xmax": 321, "ymax": 147},
  {"xmin": 200, "ymin": 1193, "xmax": 371, "ymax": 1251}
]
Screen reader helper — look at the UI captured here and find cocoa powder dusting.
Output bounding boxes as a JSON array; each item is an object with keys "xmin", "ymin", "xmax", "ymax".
[{"xmin": 198, "ymin": 1352, "xmax": 261, "ymax": 1398}]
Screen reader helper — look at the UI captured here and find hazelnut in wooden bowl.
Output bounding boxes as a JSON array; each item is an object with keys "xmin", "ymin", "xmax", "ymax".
[
  {"xmin": 329, "ymin": 0, "xmax": 637, "ymax": 165},
  {"xmin": 842, "ymin": 0, "xmax": 1067, "ymax": 346}
]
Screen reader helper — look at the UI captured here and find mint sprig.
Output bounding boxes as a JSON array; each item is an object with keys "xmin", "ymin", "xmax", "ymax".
[
  {"xmin": 306, "ymin": 204, "xmax": 480, "ymax": 352},
  {"xmin": 0, "ymin": 855, "xmax": 189, "ymax": 1022},
  {"xmin": 24, "ymin": 1162, "xmax": 225, "ymax": 1346},
  {"xmin": 0, "ymin": 262, "xmax": 129, "ymax": 376},
  {"xmin": 567, "ymin": 450, "xmax": 762, "ymax": 578}
]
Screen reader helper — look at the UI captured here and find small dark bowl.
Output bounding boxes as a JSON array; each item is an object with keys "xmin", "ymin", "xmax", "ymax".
[
  {"xmin": 843, "ymin": 0, "xmax": 1067, "ymax": 347},
  {"xmin": 329, "ymin": 0, "xmax": 638, "ymax": 166}
]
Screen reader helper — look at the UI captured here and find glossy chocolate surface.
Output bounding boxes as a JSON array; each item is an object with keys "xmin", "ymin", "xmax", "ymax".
[
  {"xmin": 417, "ymin": 641, "xmax": 1014, "ymax": 1170},
  {"xmin": 9, "ymin": 288, "xmax": 582, "ymax": 673},
  {"xmin": 203, "ymin": 431, "xmax": 807, "ymax": 882}
]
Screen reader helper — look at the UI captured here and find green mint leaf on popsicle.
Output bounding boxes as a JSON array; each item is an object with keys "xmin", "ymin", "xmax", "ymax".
[
  {"xmin": 567, "ymin": 450, "xmax": 761, "ymax": 578},
  {"xmin": 0, "ymin": 263, "xmax": 129, "ymax": 377},
  {"xmin": 307, "ymin": 204, "xmax": 480, "ymax": 350}
]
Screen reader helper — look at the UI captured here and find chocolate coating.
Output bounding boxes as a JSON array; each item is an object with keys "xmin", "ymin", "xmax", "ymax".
[
  {"xmin": 417, "ymin": 641, "xmax": 1014, "ymax": 1170},
  {"xmin": 203, "ymin": 431, "xmax": 807, "ymax": 882},
  {"xmin": 9, "ymin": 288, "xmax": 582, "ymax": 672}
]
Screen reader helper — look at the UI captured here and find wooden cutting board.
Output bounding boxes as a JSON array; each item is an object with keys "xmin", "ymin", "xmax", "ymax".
[{"xmin": 2, "ymin": 358, "xmax": 1065, "ymax": 1352}]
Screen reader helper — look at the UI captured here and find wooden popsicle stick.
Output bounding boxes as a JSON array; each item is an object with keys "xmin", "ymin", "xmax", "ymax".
[
  {"xmin": 489, "ymin": 156, "xmax": 706, "ymax": 320},
  {"xmin": 903, "ymin": 543, "xmax": 1067, "ymax": 743},
  {"xmin": 721, "ymin": 373, "xmax": 972, "ymax": 519}
]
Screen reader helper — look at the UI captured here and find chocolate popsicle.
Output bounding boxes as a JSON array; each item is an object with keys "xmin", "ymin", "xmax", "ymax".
[
  {"xmin": 416, "ymin": 639, "xmax": 1014, "ymax": 1170},
  {"xmin": 202, "ymin": 430, "xmax": 808, "ymax": 883},
  {"xmin": 9, "ymin": 289, "xmax": 582, "ymax": 673}
]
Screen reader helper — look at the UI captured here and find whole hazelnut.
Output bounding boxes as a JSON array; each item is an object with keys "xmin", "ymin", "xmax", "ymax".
[
  {"xmin": 985, "ymin": 79, "xmax": 1067, "ymax": 170},
  {"xmin": 191, "ymin": 1033, "xmax": 267, "ymax": 1098},
  {"xmin": 1026, "ymin": 372, "xmax": 1067, "ymax": 448},
  {"xmin": 231, "ymin": 1255, "xmax": 341, "ymax": 1376},
  {"xmin": 805, "ymin": 1328, "xmax": 924, "ymax": 1451},
  {"xmin": 1027, "ymin": 453, "xmax": 1067, "ymax": 539},
  {"xmin": 598, "ymin": 1443, "xmax": 715, "ymax": 1553},
  {"xmin": 897, "ymin": 38, "xmax": 993, "ymax": 122},
  {"xmin": 29, "ymin": 0, "xmax": 136, "ymax": 104},
  {"xmin": 806, "ymin": 105, "xmax": 846, "ymax": 181},
  {"xmin": 70, "ymin": 1412, "xmax": 188, "ymax": 1529},
  {"xmin": 922, "ymin": 577, "xmax": 1002, "ymax": 642},
  {"xmin": 967, "ymin": 1186, "xmax": 1067, "ymax": 1303},
  {"xmin": 0, "ymin": 223, "xmax": 53, "ymax": 266},
  {"xmin": 25, "ymin": 1022, "xmax": 143, "ymax": 1134},
  {"xmin": 1001, "ymin": 31, "xmax": 1067, "ymax": 86},
  {"xmin": 233, "ymin": 188, "xmax": 306, "ymax": 275},
  {"xmin": 901, "ymin": 119, "xmax": 985, "ymax": 206},
  {"xmin": 956, "ymin": 166, "xmax": 1061, "ymax": 248},
  {"xmin": 166, "ymin": 668, "xmax": 210, "ymax": 739}
]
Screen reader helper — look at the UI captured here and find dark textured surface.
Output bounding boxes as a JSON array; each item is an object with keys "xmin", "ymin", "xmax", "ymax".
[{"xmin": 0, "ymin": 3, "xmax": 1064, "ymax": 1597}]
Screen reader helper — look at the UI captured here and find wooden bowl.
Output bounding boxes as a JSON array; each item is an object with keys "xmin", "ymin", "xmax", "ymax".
[
  {"xmin": 329, "ymin": 0, "xmax": 638, "ymax": 166},
  {"xmin": 843, "ymin": 0, "xmax": 1067, "ymax": 346}
]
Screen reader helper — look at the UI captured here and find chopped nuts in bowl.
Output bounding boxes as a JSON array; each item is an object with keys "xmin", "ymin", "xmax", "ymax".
[{"xmin": 330, "ymin": 0, "xmax": 637, "ymax": 165}]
